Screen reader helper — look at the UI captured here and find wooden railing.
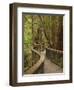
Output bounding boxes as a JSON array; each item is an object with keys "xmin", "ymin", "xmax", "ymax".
[
  {"xmin": 46, "ymin": 47, "xmax": 63, "ymax": 54},
  {"xmin": 46, "ymin": 48, "xmax": 63, "ymax": 68},
  {"xmin": 32, "ymin": 48, "xmax": 40, "ymax": 56},
  {"xmin": 24, "ymin": 49, "xmax": 45, "ymax": 74}
]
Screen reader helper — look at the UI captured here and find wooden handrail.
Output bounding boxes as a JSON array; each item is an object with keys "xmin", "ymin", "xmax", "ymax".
[
  {"xmin": 25, "ymin": 55, "xmax": 44, "ymax": 74},
  {"xmin": 25, "ymin": 49, "xmax": 45, "ymax": 74},
  {"xmin": 46, "ymin": 47, "xmax": 63, "ymax": 54},
  {"xmin": 31, "ymin": 48, "xmax": 40, "ymax": 56}
]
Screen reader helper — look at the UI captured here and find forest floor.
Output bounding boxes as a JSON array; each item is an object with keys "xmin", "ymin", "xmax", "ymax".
[{"xmin": 44, "ymin": 57, "xmax": 63, "ymax": 73}]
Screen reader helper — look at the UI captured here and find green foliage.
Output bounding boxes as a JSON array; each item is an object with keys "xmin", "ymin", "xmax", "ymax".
[
  {"xmin": 24, "ymin": 15, "xmax": 33, "ymax": 69},
  {"xmin": 24, "ymin": 15, "xmax": 32, "ymax": 46}
]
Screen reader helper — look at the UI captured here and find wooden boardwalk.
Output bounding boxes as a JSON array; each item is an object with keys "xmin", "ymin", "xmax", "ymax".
[
  {"xmin": 25, "ymin": 49, "xmax": 63, "ymax": 74},
  {"xmin": 44, "ymin": 57, "xmax": 63, "ymax": 73}
]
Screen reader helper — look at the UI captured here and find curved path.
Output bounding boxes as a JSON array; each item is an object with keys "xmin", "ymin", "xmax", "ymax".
[{"xmin": 25, "ymin": 49, "xmax": 63, "ymax": 74}]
